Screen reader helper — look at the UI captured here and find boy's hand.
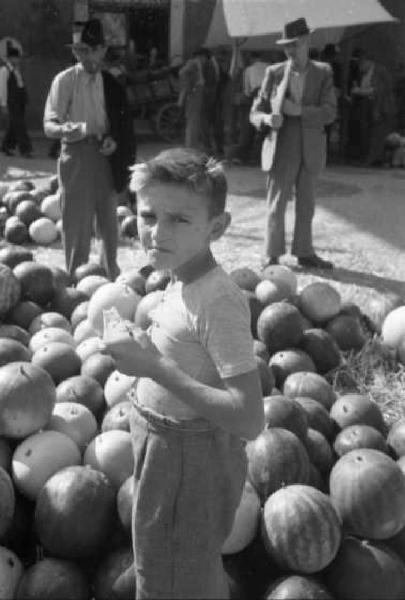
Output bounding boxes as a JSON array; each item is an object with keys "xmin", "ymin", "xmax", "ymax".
[{"xmin": 102, "ymin": 326, "xmax": 162, "ymax": 377}]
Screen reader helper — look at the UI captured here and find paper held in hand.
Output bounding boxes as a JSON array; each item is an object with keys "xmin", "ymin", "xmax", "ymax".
[{"xmin": 102, "ymin": 307, "xmax": 134, "ymax": 342}]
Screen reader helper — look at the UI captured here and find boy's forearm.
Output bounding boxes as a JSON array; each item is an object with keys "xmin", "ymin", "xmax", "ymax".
[{"xmin": 150, "ymin": 356, "xmax": 263, "ymax": 440}]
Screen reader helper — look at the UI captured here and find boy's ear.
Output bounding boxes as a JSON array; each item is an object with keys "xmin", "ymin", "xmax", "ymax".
[{"xmin": 210, "ymin": 211, "xmax": 231, "ymax": 241}]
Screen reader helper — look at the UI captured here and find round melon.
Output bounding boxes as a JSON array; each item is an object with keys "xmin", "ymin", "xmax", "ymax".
[
  {"xmin": 16, "ymin": 557, "xmax": 89, "ymax": 600},
  {"xmin": 74, "ymin": 262, "xmax": 107, "ymax": 283},
  {"xmin": 262, "ymin": 484, "xmax": 341, "ymax": 573},
  {"xmin": 283, "ymin": 371, "xmax": 336, "ymax": 411},
  {"xmin": 334, "ymin": 424, "xmax": 389, "ymax": 457},
  {"xmin": 29, "ymin": 218, "xmax": 58, "ymax": 245},
  {"xmin": 366, "ymin": 293, "xmax": 404, "ymax": 335},
  {"xmin": 255, "ymin": 356, "xmax": 275, "ymax": 396},
  {"xmin": 32, "ymin": 342, "xmax": 81, "ymax": 385},
  {"xmin": 50, "ymin": 287, "xmax": 89, "ymax": 320},
  {"xmin": 263, "ymin": 395, "xmax": 308, "ymax": 443},
  {"xmin": 76, "ymin": 336, "xmax": 104, "ymax": 363},
  {"xmin": 144, "ymin": 270, "xmax": 170, "ymax": 294},
  {"xmin": 299, "ymin": 328, "xmax": 341, "ymax": 374},
  {"xmin": 330, "ymin": 393, "xmax": 386, "ymax": 434},
  {"xmin": 12, "ymin": 430, "xmax": 81, "ymax": 500},
  {"xmin": 76, "ymin": 275, "xmax": 109, "ymax": 297},
  {"xmin": 0, "ymin": 361, "xmax": 56, "ymax": 438},
  {"xmin": 35, "ymin": 465, "xmax": 117, "ymax": 559},
  {"xmin": 230, "ymin": 268, "xmax": 261, "ymax": 292},
  {"xmin": 134, "ymin": 290, "xmax": 164, "ymax": 330},
  {"xmin": 93, "ymin": 546, "xmax": 135, "ymax": 600},
  {"xmin": 117, "ymin": 476, "xmax": 134, "ymax": 533},
  {"xmin": 73, "ymin": 318, "xmax": 98, "ymax": 345},
  {"xmin": 13, "ymin": 261, "xmax": 54, "ymax": 307},
  {"xmin": 257, "ymin": 302, "xmax": 304, "ymax": 355},
  {"xmin": 253, "ymin": 341, "xmax": 269, "ymax": 364},
  {"xmin": 222, "ymin": 481, "xmax": 261, "ymax": 555},
  {"xmin": 0, "ymin": 245, "xmax": 33, "ymax": 269},
  {"xmin": 299, "ymin": 282, "xmax": 341, "ymax": 324},
  {"xmin": 381, "ymin": 306, "xmax": 405, "ymax": 349},
  {"xmin": 4, "ymin": 190, "xmax": 32, "ymax": 213},
  {"xmin": 325, "ymin": 537, "xmax": 405, "ymax": 600},
  {"xmin": 29, "ymin": 327, "xmax": 75, "ymax": 353},
  {"xmin": 0, "ymin": 264, "xmax": 21, "ymax": 317},
  {"xmin": 305, "ymin": 428, "xmax": 335, "ymax": 475},
  {"xmin": 102, "ymin": 401, "xmax": 131, "ymax": 433},
  {"xmin": 0, "ymin": 324, "xmax": 30, "ymax": 347},
  {"xmin": 41, "ymin": 193, "xmax": 62, "ymax": 222},
  {"xmin": 0, "ymin": 438, "xmax": 12, "ymax": 472},
  {"xmin": 325, "ymin": 313, "xmax": 368, "ymax": 352},
  {"xmin": 116, "ymin": 269, "xmax": 146, "ymax": 296},
  {"xmin": 255, "ymin": 279, "xmax": 290, "ymax": 305},
  {"xmin": 104, "ymin": 370, "xmax": 136, "ymax": 408},
  {"xmin": 83, "ymin": 430, "xmax": 134, "ymax": 489},
  {"xmin": 70, "ymin": 301, "xmax": 89, "ymax": 330},
  {"xmin": 49, "ymin": 265, "xmax": 72, "ymax": 290},
  {"xmin": 15, "ymin": 199, "xmax": 41, "ymax": 226},
  {"xmin": 0, "ymin": 547, "xmax": 24, "ymax": 600},
  {"xmin": 29, "ymin": 311, "xmax": 72, "ymax": 335},
  {"xmin": 87, "ymin": 282, "xmax": 141, "ymax": 335},
  {"xmin": 4, "ymin": 218, "xmax": 28, "ymax": 244},
  {"xmin": 387, "ymin": 419, "xmax": 405, "ymax": 458},
  {"xmin": 120, "ymin": 215, "xmax": 138, "ymax": 239},
  {"xmin": 46, "ymin": 402, "xmax": 98, "ymax": 450},
  {"xmin": 294, "ymin": 397, "xmax": 335, "ymax": 441},
  {"xmin": 329, "ymin": 448, "xmax": 405, "ymax": 539},
  {"xmin": 56, "ymin": 375, "xmax": 105, "ymax": 419},
  {"xmin": 265, "ymin": 575, "xmax": 333, "ymax": 600},
  {"xmin": 116, "ymin": 205, "xmax": 133, "ymax": 221},
  {"xmin": 269, "ymin": 349, "xmax": 315, "ymax": 388},
  {"xmin": 261, "ymin": 264, "xmax": 298, "ymax": 296},
  {"xmin": 0, "ymin": 468, "xmax": 15, "ymax": 537},
  {"xmin": 246, "ymin": 428, "xmax": 310, "ymax": 504},
  {"xmin": 81, "ymin": 353, "xmax": 116, "ymax": 387},
  {"xmin": 0, "ymin": 338, "xmax": 31, "ymax": 366},
  {"xmin": 9, "ymin": 300, "xmax": 43, "ymax": 331}
]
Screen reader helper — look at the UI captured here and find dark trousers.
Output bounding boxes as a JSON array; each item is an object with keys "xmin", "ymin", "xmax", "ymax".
[
  {"xmin": 2, "ymin": 104, "xmax": 32, "ymax": 155},
  {"xmin": 58, "ymin": 139, "xmax": 119, "ymax": 280}
]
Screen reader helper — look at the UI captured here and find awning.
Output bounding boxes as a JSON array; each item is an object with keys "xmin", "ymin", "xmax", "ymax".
[{"xmin": 205, "ymin": 0, "xmax": 397, "ymax": 48}]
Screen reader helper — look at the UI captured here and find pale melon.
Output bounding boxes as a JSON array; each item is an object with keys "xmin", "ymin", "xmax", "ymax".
[
  {"xmin": 46, "ymin": 402, "xmax": 98, "ymax": 450},
  {"xmin": 29, "ymin": 218, "xmax": 58, "ymax": 245},
  {"xmin": 381, "ymin": 306, "xmax": 405, "ymax": 350},
  {"xmin": 29, "ymin": 327, "xmax": 75, "ymax": 354},
  {"xmin": 41, "ymin": 193, "xmax": 62, "ymax": 222},
  {"xmin": 73, "ymin": 318, "xmax": 98, "ymax": 345},
  {"xmin": 83, "ymin": 430, "xmax": 134, "ymax": 489},
  {"xmin": 104, "ymin": 370, "xmax": 136, "ymax": 408},
  {"xmin": 222, "ymin": 481, "xmax": 261, "ymax": 554},
  {"xmin": 87, "ymin": 282, "xmax": 141, "ymax": 335},
  {"xmin": 75, "ymin": 336, "xmax": 104, "ymax": 363},
  {"xmin": 76, "ymin": 275, "xmax": 109, "ymax": 298},
  {"xmin": 261, "ymin": 264, "xmax": 297, "ymax": 296}
]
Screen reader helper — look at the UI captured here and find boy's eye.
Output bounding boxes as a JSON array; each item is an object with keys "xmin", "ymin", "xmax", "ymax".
[{"xmin": 173, "ymin": 216, "xmax": 189, "ymax": 224}]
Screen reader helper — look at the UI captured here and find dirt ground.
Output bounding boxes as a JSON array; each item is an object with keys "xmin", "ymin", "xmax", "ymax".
[{"xmin": 1, "ymin": 138, "xmax": 405, "ymax": 313}]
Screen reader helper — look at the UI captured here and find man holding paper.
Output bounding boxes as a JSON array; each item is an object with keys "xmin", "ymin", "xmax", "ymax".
[{"xmin": 250, "ymin": 18, "xmax": 337, "ymax": 270}]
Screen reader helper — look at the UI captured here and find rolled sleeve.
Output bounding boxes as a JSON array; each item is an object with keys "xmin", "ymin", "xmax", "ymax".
[
  {"xmin": 43, "ymin": 70, "xmax": 73, "ymax": 127},
  {"xmin": 200, "ymin": 294, "xmax": 257, "ymax": 379}
]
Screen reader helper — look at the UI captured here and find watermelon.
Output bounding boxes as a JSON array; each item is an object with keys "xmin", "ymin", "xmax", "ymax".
[
  {"xmin": 0, "ymin": 264, "xmax": 21, "ymax": 317},
  {"xmin": 93, "ymin": 547, "xmax": 135, "ymax": 600},
  {"xmin": 264, "ymin": 575, "xmax": 333, "ymax": 600},
  {"xmin": 257, "ymin": 302, "xmax": 304, "ymax": 355},
  {"xmin": 334, "ymin": 424, "xmax": 389, "ymax": 457},
  {"xmin": 13, "ymin": 262, "xmax": 54, "ymax": 307},
  {"xmin": 330, "ymin": 393, "xmax": 386, "ymax": 434},
  {"xmin": 83, "ymin": 430, "xmax": 134, "ymax": 489},
  {"xmin": 283, "ymin": 371, "xmax": 336, "ymax": 411},
  {"xmin": 263, "ymin": 395, "xmax": 308, "ymax": 443},
  {"xmin": 16, "ymin": 557, "xmax": 90, "ymax": 599}
]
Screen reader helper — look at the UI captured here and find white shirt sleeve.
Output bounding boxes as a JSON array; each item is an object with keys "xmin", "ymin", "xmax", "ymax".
[{"xmin": 0, "ymin": 66, "xmax": 8, "ymax": 108}]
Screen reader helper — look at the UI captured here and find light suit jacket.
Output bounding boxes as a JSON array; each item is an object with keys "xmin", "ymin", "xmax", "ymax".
[{"xmin": 250, "ymin": 60, "xmax": 337, "ymax": 173}]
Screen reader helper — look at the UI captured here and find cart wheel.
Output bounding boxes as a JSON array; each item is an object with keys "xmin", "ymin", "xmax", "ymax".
[{"xmin": 155, "ymin": 102, "xmax": 185, "ymax": 143}]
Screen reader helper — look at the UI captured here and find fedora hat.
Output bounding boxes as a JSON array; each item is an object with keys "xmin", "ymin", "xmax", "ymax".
[
  {"xmin": 276, "ymin": 17, "xmax": 312, "ymax": 45},
  {"xmin": 68, "ymin": 19, "xmax": 105, "ymax": 49}
]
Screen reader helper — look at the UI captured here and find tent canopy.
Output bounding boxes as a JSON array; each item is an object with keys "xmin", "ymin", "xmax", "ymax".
[{"xmin": 205, "ymin": 0, "xmax": 397, "ymax": 49}]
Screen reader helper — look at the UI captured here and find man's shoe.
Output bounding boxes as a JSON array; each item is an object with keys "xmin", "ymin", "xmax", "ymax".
[
  {"xmin": 261, "ymin": 257, "xmax": 279, "ymax": 269},
  {"xmin": 298, "ymin": 254, "xmax": 334, "ymax": 270}
]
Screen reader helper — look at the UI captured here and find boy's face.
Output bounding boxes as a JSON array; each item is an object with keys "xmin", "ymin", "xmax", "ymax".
[{"xmin": 137, "ymin": 182, "xmax": 229, "ymax": 273}]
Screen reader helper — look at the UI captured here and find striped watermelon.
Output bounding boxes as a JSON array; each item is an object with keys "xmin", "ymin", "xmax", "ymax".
[
  {"xmin": 0, "ymin": 264, "xmax": 21, "ymax": 317},
  {"xmin": 246, "ymin": 428, "xmax": 310, "ymax": 504},
  {"xmin": 329, "ymin": 448, "xmax": 405, "ymax": 539},
  {"xmin": 261, "ymin": 484, "xmax": 341, "ymax": 573}
]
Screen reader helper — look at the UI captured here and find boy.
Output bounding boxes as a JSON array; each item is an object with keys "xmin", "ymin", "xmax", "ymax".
[{"xmin": 103, "ymin": 147, "xmax": 264, "ymax": 599}]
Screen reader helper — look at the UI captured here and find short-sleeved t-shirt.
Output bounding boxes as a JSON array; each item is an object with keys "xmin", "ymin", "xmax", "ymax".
[{"xmin": 136, "ymin": 265, "xmax": 257, "ymax": 419}]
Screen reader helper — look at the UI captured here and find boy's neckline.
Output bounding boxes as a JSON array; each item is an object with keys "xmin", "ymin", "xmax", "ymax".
[{"xmin": 171, "ymin": 249, "xmax": 217, "ymax": 285}]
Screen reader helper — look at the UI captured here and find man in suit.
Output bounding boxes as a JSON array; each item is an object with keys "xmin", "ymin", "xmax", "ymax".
[
  {"xmin": 44, "ymin": 19, "xmax": 136, "ymax": 280},
  {"xmin": 250, "ymin": 18, "xmax": 336, "ymax": 269},
  {"xmin": 0, "ymin": 45, "xmax": 32, "ymax": 157}
]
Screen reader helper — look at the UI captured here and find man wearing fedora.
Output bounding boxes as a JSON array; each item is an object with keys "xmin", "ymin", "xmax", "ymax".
[
  {"xmin": 44, "ymin": 19, "xmax": 136, "ymax": 280},
  {"xmin": 250, "ymin": 17, "xmax": 336, "ymax": 269},
  {"xmin": 0, "ymin": 45, "xmax": 32, "ymax": 158}
]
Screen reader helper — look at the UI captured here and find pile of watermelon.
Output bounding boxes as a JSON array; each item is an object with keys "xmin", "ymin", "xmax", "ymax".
[
  {"xmin": 0, "ymin": 243, "xmax": 404, "ymax": 598},
  {"xmin": 0, "ymin": 179, "xmax": 137, "ymax": 247}
]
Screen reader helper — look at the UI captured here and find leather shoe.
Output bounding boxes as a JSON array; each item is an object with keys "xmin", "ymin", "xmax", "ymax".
[
  {"xmin": 298, "ymin": 254, "xmax": 334, "ymax": 270},
  {"xmin": 261, "ymin": 257, "xmax": 279, "ymax": 269}
]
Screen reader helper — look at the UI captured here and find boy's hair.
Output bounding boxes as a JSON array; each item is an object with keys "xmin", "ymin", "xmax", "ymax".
[{"xmin": 130, "ymin": 147, "xmax": 227, "ymax": 217}]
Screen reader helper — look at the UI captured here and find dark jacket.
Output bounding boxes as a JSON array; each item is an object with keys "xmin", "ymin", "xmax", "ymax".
[{"xmin": 102, "ymin": 71, "xmax": 136, "ymax": 193}]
